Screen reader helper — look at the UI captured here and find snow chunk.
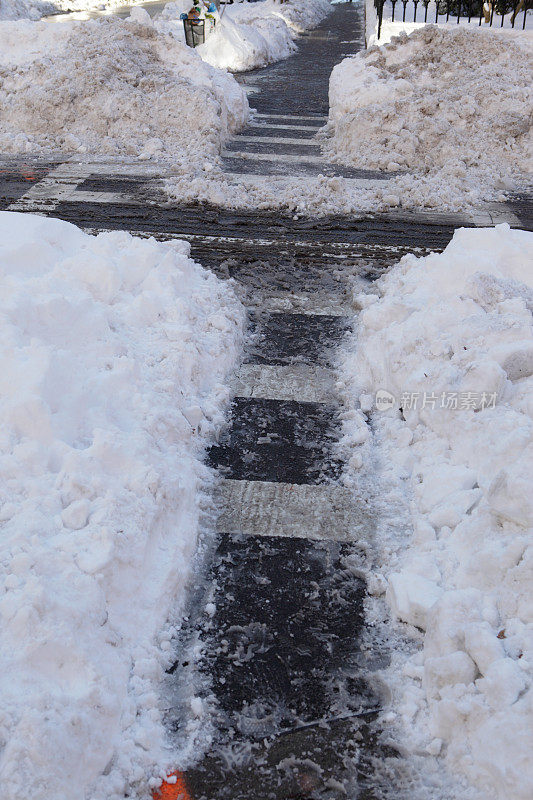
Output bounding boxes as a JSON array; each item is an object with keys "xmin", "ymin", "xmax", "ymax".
[
  {"xmin": 475, "ymin": 658, "xmax": 528, "ymax": 710},
  {"xmin": 387, "ymin": 571, "xmax": 443, "ymax": 630},
  {"xmin": 61, "ymin": 498, "xmax": 90, "ymax": 530},
  {"xmin": 424, "ymin": 651, "xmax": 478, "ymax": 700}
]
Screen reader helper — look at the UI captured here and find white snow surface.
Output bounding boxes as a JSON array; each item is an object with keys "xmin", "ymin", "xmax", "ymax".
[
  {"xmin": 0, "ymin": 0, "xmax": 134, "ymax": 20},
  {"xmin": 326, "ymin": 25, "xmax": 533, "ymax": 210},
  {"xmin": 0, "ymin": 211, "xmax": 244, "ymax": 799},
  {"xmin": 0, "ymin": 15, "xmax": 248, "ymax": 160},
  {"xmin": 342, "ymin": 224, "xmax": 533, "ymax": 799}
]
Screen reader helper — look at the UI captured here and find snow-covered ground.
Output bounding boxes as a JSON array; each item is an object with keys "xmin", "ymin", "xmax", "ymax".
[
  {"xmin": 0, "ymin": 0, "xmax": 134, "ymax": 21},
  {"xmin": 0, "ymin": 211, "xmax": 244, "ymax": 799},
  {"xmin": 341, "ymin": 224, "xmax": 533, "ymax": 799},
  {"xmin": 325, "ymin": 24, "xmax": 533, "ymax": 210},
  {"xmin": 0, "ymin": 14, "xmax": 248, "ymax": 160}
]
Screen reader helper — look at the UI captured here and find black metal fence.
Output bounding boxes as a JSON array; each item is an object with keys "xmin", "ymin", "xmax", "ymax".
[{"xmin": 375, "ymin": 0, "xmax": 531, "ymax": 39}]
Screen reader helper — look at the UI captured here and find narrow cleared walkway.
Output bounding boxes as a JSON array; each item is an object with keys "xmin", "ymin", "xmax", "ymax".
[
  {"xmin": 158, "ymin": 6, "xmax": 404, "ymax": 799},
  {"xmin": 222, "ymin": 3, "xmax": 390, "ymax": 183}
]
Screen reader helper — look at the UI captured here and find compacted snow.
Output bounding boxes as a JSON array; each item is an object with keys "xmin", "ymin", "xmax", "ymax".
[
  {"xmin": 0, "ymin": 14, "xmax": 248, "ymax": 160},
  {"xmin": 0, "ymin": 212, "xmax": 244, "ymax": 799},
  {"xmin": 342, "ymin": 225, "xmax": 533, "ymax": 799},
  {"xmin": 326, "ymin": 24, "xmax": 533, "ymax": 210}
]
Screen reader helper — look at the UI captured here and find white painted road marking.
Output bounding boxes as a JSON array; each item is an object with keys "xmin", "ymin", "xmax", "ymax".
[
  {"xmin": 233, "ymin": 363, "xmax": 337, "ymax": 404},
  {"xmin": 215, "ymin": 479, "xmax": 371, "ymax": 543},
  {"xmin": 232, "ymin": 136, "xmax": 320, "ymax": 147},
  {"xmin": 254, "ymin": 113, "xmax": 327, "ymax": 123},
  {"xmin": 248, "ymin": 123, "xmax": 324, "ymax": 132},
  {"xmin": 222, "ymin": 150, "xmax": 330, "ymax": 165},
  {"xmin": 6, "ymin": 162, "xmax": 93, "ymax": 212}
]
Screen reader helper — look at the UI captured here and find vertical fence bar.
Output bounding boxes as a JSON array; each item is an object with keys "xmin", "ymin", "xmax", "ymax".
[
  {"xmin": 501, "ymin": 5, "xmax": 505, "ymax": 25},
  {"xmin": 479, "ymin": 2, "xmax": 483, "ymax": 24},
  {"xmin": 523, "ymin": 7, "xmax": 527, "ymax": 28},
  {"xmin": 511, "ymin": 1, "xmax": 517, "ymax": 26},
  {"xmin": 402, "ymin": 0, "xmax": 408, "ymax": 20},
  {"xmin": 489, "ymin": 0, "xmax": 495, "ymax": 24},
  {"xmin": 424, "ymin": 0, "xmax": 430, "ymax": 21},
  {"xmin": 468, "ymin": 0, "xmax": 472, "ymax": 21},
  {"xmin": 413, "ymin": 0, "xmax": 419, "ymax": 21},
  {"xmin": 436, "ymin": 1, "xmax": 439, "ymax": 21},
  {"xmin": 457, "ymin": 0, "xmax": 461, "ymax": 21},
  {"xmin": 391, "ymin": 0, "xmax": 397, "ymax": 22},
  {"xmin": 377, "ymin": 0, "xmax": 384, "ymax": 39},
  {"xmin": 446, "ymin": 0, "xmax": 450, "ymax": 21}
]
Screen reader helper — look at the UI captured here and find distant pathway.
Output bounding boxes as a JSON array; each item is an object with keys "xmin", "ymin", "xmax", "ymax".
[{"xmin": 221, "ymin": 4, "xmax": 392, "ymax": 188}]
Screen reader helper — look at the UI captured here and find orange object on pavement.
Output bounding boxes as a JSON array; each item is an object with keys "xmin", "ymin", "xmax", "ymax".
[{"xmin": 152, "ymin": 771, "xmax": 192, "ymax": 800}]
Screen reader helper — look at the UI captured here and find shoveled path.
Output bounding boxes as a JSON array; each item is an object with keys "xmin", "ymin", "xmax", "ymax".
[
  {"xmin": 1, "ymin": 4, "xmax": 531, "ymax": 800},
  {"xmin": 161, "ymin": 6, "xmax": 404, "ymax": 800},
  {"xmin": 222, "ymin": 3, "xmax": 390, "ymax": 183}
]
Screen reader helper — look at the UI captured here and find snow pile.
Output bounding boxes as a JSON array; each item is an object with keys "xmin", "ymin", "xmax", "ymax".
[
  {"xmin": 0, "ymin": 212, "xmax": 244, "ymax": 799},
  {"xmin": 159, "ymin": 0, "xmax": 332, "ymax": 72},
  {"xmin": 343, "ymin": 225, "xmax": 533, "ymax": 798},
  {"xmin": 0, "ymin": 15, "xmax": 248, "ymax": 160},
  {"xmin": 164, "ymin": 170, "xmax": 383, "ymax": 215},
  {"xmin": 0, "ymin": 0, "xmax": 53, "ymax": 20},
  {"xmin": 0, "ymin": 0, "xmax": 138, "ymax": 21},
  {"xmin": 326, "ymin": 25, "xmax": 533, "ymax": 209}
]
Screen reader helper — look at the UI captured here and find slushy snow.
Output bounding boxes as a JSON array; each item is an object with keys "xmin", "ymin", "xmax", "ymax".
[
  {"xmin": 342, "ymin": 224, "xmax": 533, "ymax": 799},
  {"xmin": 0, "ymin": 211, "xmax": 244, "ymax": 799},
  {"xmin": 326, "ymin": 25, "xmax": 533, "ymax": 210}
]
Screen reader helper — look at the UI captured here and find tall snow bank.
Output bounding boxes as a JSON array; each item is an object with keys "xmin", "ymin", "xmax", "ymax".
[
  {"xmin": 159, "ymin": 0, "xmax": 332, "ymax": 72},
  {"xmin": 0, "ymin": 15, "xmax": 248, "ymax": 160},
  {"xmin": 0, "ymin": 0, "xmax": 53, "ymax": 19},
  {"xmin": 326, "ymin": 25, "xmax": 533, "ymax": 209},
  {"xmin": 343, "ymin": 225, "xmax": 533, "ymax": 798},
  {"xmin": 0, "ymin": 0, "xmax": 142, "ymax": 21},
  {"xmin": 0, "ymin": 212, "xmax": 244, "ymax": 799}
]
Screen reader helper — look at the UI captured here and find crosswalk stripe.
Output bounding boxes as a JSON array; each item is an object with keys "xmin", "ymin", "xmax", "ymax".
[
  {"xmin": 254, "ymin": 113, "xmax": 327, "ymax": 123},
  {"xmin": 230, "ymin": 136, "xmax": 320, "ymax": 147},
  {"xmin": 214, "ymin": 479, "xmax": 370, "ymax": 542},
  {"xmin": 232, "ymin": 363, "xmax": 337, "ymax": 404},
  {"xmin": 248, "ymin": 122, "xmax": 324, "ymax": 132}
]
